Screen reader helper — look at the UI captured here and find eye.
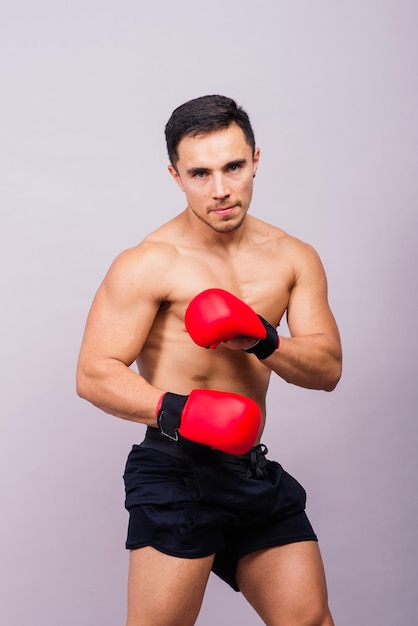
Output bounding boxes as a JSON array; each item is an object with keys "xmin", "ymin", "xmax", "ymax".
[
  {"xmin": 227, "ymin": 160, "xmax": 245, "ymax": 173},
  {"xmin": 193, "ymin": 170, "xmax": 207, "ymax": 179}
]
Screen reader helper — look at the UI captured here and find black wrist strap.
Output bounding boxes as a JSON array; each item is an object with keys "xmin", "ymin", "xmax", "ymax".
[
  {"xmin": 157, "ymin": 392, "xmax": 188, "ymax": 441},
  {"xmin": 243, "ymin": 316, "xmax": 279, "ymax": 360}
]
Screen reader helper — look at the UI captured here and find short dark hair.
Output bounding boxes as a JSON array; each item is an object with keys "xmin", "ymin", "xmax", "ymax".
[{"xmin": 165, "ymin": 95, "xmax": 256, "ymax": 168}]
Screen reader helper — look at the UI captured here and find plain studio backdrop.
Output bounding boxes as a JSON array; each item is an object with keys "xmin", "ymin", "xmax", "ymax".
[{"xmin": 1, "ymin": 1, "xmax": 417, "ymax": 624}]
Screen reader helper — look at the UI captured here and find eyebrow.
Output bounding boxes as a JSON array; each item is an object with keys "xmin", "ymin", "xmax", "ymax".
[
  {"xmin": 187, "ymin": 166, "xmax": 210, "ymax": 176},
  {"xmin": 186, "ymin": 159, "xmax": 248, "ymax": 176}
]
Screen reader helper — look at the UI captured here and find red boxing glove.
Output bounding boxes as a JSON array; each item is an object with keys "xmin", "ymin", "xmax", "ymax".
[
  {"xmin": 157, "ymin": 389, "xmax": 261, "ymax": 455},
  {"xmin": 185, "ymin": 288, "xmax": 279, "ymax": 359}
]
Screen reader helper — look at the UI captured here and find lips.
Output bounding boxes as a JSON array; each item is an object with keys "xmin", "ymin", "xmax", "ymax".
[{"xmin": 211, "ymin": 205, "xmax": 236, "ymax": 215}]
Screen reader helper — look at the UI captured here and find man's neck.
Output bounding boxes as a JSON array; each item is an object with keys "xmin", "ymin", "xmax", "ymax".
[{"xmin": 181, "ymin": 207, "xmax": 253, "ymax": 251}]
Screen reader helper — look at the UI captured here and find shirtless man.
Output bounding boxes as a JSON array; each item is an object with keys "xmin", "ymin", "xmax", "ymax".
[{"xmin": 76, "ymin": 95, "xmax": 342, "ymax": 626}]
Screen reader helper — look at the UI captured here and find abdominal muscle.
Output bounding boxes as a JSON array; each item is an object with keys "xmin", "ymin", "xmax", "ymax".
[{"xmin": 136, "ymin": 310, "xmax": 270, "ymax": 437}]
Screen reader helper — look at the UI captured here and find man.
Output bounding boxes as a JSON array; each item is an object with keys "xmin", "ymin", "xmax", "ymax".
[{"xmin": 77, "ymin": 94, "xmax": 342, "ymax": 626}]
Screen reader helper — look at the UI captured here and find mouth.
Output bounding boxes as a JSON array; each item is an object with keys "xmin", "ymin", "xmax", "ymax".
[{"xmin": 211, "ymin": 205, "xmax": 237, "ymax": 216}]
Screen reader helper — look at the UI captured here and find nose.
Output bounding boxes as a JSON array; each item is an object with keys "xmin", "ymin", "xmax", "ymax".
[{"xmin": 211, "ymin": 173, "xmax": 230, "ymax": 200}]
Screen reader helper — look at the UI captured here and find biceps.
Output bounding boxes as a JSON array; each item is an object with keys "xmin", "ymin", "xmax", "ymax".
[
  {"xmin": 80, "ymin": 288, "xmax": 159, "ymax": 367},
  {"xmin": 286, "ymin": 280, "xmax": 338, "ymax": 339}
]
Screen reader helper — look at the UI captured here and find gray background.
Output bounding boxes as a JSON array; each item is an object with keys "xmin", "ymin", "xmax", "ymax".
[{"xmin": 1, "ymin": 1, "xmax": 417, "ymax": 624}]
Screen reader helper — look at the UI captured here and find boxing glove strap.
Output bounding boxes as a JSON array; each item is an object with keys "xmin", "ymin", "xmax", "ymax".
[
  {"xmin": 157, "ymin": 392, "xmax": 188, "ymax": 441},
  {"xmin": 243, "ymin": 316, "xmax": 279, "ymax": 359}
]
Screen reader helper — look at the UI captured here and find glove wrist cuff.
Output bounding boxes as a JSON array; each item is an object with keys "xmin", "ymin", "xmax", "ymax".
[
  {"xmin": 157, "ymin": 392, "xmax": 188, "ymax": 441},
  {"xmin": 243, "ymin": 316, "xmax": 279, "ymax": 359}
]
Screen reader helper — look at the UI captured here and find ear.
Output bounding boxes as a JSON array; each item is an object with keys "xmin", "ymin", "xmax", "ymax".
[
  {"xmin": 168, "ymin": 165, "xmax": 185, "ymax": 192},
  {"xmin": 252, "ymin": 148, "xmax": 260, "ymax": 177}
]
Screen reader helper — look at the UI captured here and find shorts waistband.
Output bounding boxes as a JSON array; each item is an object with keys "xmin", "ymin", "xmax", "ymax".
[{"xmin": 141, "ymin": 427, "xmax": 269, "ymax": 477}]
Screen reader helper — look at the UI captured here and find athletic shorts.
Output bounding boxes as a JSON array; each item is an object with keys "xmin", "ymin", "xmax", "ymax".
[{"xmin": 123, "ymin": 426, "xmax": 317, "ymax": 591}]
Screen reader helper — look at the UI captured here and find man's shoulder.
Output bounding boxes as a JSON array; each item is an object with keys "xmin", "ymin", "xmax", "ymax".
[
  {"xmin": 250, "ymin": 216, "xmax": 313, "ymax": 254},
  {"xmin": 117, "ymin": 220, "xmax": 182, "ymax": 265},
  {"xmin": 103, "ymin": 229, "xmax": 181, "ymax": 292}
]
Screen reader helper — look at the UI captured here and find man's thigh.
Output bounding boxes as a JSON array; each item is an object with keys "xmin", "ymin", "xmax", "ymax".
[
  {"xmin": 126, "ymin": 546, "xmax": 215, "ymax": 626},
  {"xmin": 236, "ymin": 541, "xmax": 334, "ymax": 626}
]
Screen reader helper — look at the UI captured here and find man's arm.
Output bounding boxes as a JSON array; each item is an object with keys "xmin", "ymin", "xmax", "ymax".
[
  {"xmin": 76, "ymin": 243, "xmax": 166, "ymax": 424},
  {"xmin": 76, "ymin": 242, "xmax": 263, "ymax": 454},
  {"xmin": 261, "ymin": 242, "xmax": 342, "ymax": 391}
]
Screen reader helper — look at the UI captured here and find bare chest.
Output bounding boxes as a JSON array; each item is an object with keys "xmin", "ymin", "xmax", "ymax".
[{"xmin": 167, "ymin": 246, "xmax": 294, "ymax": 327}]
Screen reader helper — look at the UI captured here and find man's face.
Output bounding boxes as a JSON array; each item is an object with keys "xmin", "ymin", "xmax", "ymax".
[{"xmin": 168, "ymin": 123, "xmax": 260, "ymax": 234}]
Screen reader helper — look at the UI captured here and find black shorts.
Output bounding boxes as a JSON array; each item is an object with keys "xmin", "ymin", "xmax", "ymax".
[{"xmin": 123, "ymin": 427, "xmax": 317, "ymax": 591}]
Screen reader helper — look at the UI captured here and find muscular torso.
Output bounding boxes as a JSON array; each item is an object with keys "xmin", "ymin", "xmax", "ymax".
[{"xmin": 135, "ymin": 213, "xmax": 295, "ymax": 427}]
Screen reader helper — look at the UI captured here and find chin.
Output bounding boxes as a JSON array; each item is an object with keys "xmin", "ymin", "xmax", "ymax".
[{"xmin": 212, "ymin": 215, "xmax": 247, "ymax": 233}]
